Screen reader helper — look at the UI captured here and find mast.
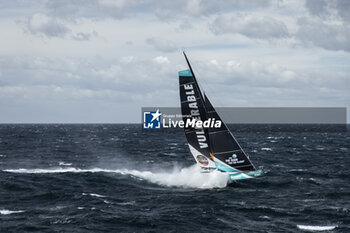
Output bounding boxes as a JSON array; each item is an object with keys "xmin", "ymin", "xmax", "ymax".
[{"xmin": 183, "ymin": 51, "xmax": 205, "ymax": 102}]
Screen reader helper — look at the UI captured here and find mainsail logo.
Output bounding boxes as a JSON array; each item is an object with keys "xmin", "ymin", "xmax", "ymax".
[
  {"xmin": 143, "ymin": 109, "xmax": 162, "ymax": 129},
  {"xmin": 183, "ymin": 83, "xmax": 209, "ymax": 149}
]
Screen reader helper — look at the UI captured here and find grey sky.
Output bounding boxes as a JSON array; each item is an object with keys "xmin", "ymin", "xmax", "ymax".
[{"xmin": 0, "ymin": 0, "xmax": 349, "ymax": 123}]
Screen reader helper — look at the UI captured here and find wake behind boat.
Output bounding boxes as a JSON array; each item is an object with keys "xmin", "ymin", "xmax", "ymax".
[{"xmin": 179, "ymin": 52, "xmax": 269, "ymax": 182}]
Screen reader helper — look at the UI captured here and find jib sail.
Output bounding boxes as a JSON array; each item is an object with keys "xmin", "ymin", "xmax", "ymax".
[{"xmin": 204, "ymin": 94, "xmax": 256, "ymax": 172}]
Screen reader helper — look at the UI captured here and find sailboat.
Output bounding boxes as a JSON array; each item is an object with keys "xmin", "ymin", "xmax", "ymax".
[{"xmin": 179, "ymin": 52, "xmax": 269, "ymax": 182}]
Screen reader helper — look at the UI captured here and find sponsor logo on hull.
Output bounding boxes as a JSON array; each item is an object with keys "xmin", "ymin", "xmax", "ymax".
[{"xmin": 196, "ymin": 155, "xmax": 209, "ymax": 166}]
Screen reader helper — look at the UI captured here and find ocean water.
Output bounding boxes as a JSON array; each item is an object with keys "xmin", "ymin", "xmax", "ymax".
[{"xmin": 0, "ymin": 124, "xmax": 349, "ymax": 232}]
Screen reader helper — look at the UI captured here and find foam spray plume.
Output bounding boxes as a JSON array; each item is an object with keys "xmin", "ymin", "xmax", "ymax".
[{"xmin": 3, "ymin": 165, "xmax": 229, "ymax": 189}]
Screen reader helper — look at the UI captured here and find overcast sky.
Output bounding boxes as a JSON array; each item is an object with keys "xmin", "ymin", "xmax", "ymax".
[{"xmin": 0, "ymin": 0, "xmax": 349, "ymax": 123}]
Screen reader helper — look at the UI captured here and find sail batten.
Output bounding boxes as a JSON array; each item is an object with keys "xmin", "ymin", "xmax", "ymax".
[
  {"xmin": 208, "ymin": 130, "xmax": 230, "ymax": 135},
  {"xmin": 181, "ymin": 98, "xmax": 202, "ymax": 104},
  {"xmin": 211, "ymin": 149, "xmax": 242, "ymax": 155}
]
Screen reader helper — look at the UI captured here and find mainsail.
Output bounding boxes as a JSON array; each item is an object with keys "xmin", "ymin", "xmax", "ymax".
[
  {"xmin": 179, "ymin": 52, "xmax": 257, "ymax": 173},
  {"xmin": 179, "ymin": 54, "xmax": 215, "ymax": 169}
]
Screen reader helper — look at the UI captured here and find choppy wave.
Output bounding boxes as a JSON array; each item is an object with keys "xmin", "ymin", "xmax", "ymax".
[
  {"xmin": 3, "ymin": 165, "xmax": 229, "ymax": 189},
  {"xmin": 58, "ymin": 162, "xmax": 72, "ymax": 166},
  {"xmin": 0, "ymin": 209, "xmax": 24, "ymax": 215},
  {"xmin": 82, "ymin": 193, "xmax": 106, "ymax": 198},
  {"xmin": 1, "ymin": 124, "xmax": 348, "ymax": 232},
  {"xmin": 3, "ymin": 167, "xmax": 112, "ymax": 174},
  {"xmin": 296, "ymin": 225, "xmax": 337, "ymax": 231}
]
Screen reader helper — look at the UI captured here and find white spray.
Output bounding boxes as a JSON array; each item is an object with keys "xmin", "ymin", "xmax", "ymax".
[{"xmin": 3, "ymin": 165, "xmax": 229, "ymax": 189}]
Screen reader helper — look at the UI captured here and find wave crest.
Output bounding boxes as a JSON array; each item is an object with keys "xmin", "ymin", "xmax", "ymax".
[
  {"xmin": 0, "ymin": 209, "xmax": 24, "ymax": 215},
  {"xmin": 297, "ymin": 225, "xmax": 337, "ymax": 231}
]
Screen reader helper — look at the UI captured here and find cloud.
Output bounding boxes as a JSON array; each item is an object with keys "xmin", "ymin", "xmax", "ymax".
[
  {"xmin": 19, "ymin": 1, "xmax": 349, "ymax": 54},
  {"xmin": 0, "ymin": 55, "xmax": 175, "ymax": 94},
  {"xmin": 305, "ymin": 0, "xmax": 350, "ymax": 22},
  {"xmin": 1, "ymin": 52, "xmax": 349, "ymax": 122},
  {"xmin": 198, "ymin": 59, "xmax": 299, "ymax": 88},
  {"xmin": 296, "ymin": 17, "xmax": 350, "ymax": 52},
  {"xmin": 71, "ymin": 31, "xmax": 97, "ymax": 41},
  {"xmin": 24, "ymin": 12, "xmax": 98, "ymax": 41},
  {"xmin": 210, "ymin": 14, "xmax": 289, "ymax": 39},
  {"xmin": 1, "ymin": 0, "xmax": 350, "ymax": 122},
  {"xmin": 305, "ymin": 0, "xmax": 328, "ymax": 16},
  {"xmin": 224, "ymin": 0, "xmax": 270, "ymax": 9},
  {"xmin": 39, "ymin": 0, "xmax": 272, "ymax": 22},
  {"xmin": 149, "ymin": 0, "xmax": 219, "ymax": 19},
  {"xmin": 148, "ymin": 0, "xmax": 270, "ymax": 20},
  {"xmin": 44, "ymin": 0, "xmax": 140, "ymax": 20},
  {"xmin": 336, "ymin": 0, "xmax": 350, "ymax": 22},
  {"xmin": 152, "ymin": 56, "xmax": 170, "ymax": 64},
  {"xmin": 146, "ymin": 38, "xmax": 177, "ymax": 52},
  {"xmin": 299, "ymin": 0, "xmax": 350, "ymax": 52},
  {"xmin": 190, "ymin": 58, "xmax": 350, "ymax": 109},
  {"xmin": 26, "ymin": 13, "xmax": 70, "ymax": 37}
]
